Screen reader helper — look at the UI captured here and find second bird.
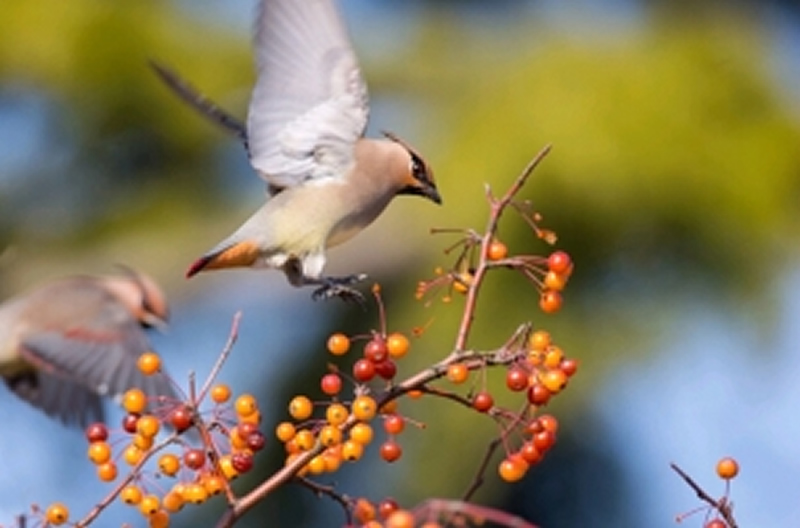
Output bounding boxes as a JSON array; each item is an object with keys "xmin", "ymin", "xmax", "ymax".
[{"xmin": 172, "ymin": 0, "xmax": 441, "ymax": 300}]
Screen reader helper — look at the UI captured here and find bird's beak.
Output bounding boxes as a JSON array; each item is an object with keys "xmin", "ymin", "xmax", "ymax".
[
  {"xmin": 425, "ymin": 185, "xmax": 443, "ymax": 205},
  {"xmin": 142, "ymin": 313, "xmax": 169, "ymax": 333}
]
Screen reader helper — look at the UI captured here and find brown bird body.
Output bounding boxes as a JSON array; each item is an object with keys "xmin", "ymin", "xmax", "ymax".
[
  {"xmin": 157, "ymin": 0, "xmax": 441, "ymax": 299},
  {"xmin": 0, "ymin": 270, "xmax": 175, "ymax": 426}
]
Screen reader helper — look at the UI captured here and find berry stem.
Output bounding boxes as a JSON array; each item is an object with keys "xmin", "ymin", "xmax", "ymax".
[{"xmin": 670, "ymin": 462, "xmax": 738, "ymax": 528}]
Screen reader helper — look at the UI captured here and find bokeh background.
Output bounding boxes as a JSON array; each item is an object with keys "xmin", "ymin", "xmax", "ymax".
[{"xmin": 1, "ymin": 0, "xmax": 799, "ymax": 526}]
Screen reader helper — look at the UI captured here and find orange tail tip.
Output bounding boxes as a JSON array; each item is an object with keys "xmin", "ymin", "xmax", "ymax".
[{"xmin": 186, "ymin": 241, "xmax": 260, "ymax": 278}]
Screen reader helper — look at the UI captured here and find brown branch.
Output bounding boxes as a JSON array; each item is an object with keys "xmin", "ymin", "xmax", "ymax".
[
  {"xmin": 198, "ymin": 311, "xmax": 243, "ymax": 403},
  {"xmin": 670, "ymin": 463, "xmax": 738, "ymax": 528},
  {"xmin": 462, "ymin": 437, "xmax": 503, "ymax": 502},
  {"xmin": 414, "ymin": 498, "xmax": 539, "ymax": 528},
  {"xmin": 295, "ymin": 476, "xmax": 353, "ymax": 526}
]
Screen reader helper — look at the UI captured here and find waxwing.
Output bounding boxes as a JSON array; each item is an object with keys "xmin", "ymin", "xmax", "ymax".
[
  {"xmin": 0, "ymin": 269, "xmax": 175, "ymax": 426},
  {"xmin": 154, "ymin": 0, "xmax": 441, "ymax": 300}
]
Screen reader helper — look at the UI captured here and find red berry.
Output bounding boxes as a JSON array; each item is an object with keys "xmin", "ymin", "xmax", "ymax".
[
  {"xmin": 247, "ymin": 430, "xmax": 267, "ymax": 452},
  {"xmin": 320, "ymin": 373, "xmax": 343, "ymax": 396},
  {"xmin": 364, "ymin": 338, "xmax": 389, "ymax": 363},
  {"xmin": 183, "ymin": 448, "xmax": 206, "ymax": 470},
  {"xmin": 560, "ymin": 358, "xmax": 579, "ymax": 377},
  {"xmin": 170, "ymin": 406, "xmax": 194, "ymax": 433},
  {"xmin": 505, "ymin": 367, "xmax": 529, "ymax": 392},
  {"xmin": 378, "ymin": 498, "xmax": 400, "ymax": 520},
  {"xmin": 472, "ymin": 391, "xmax": 494, "ymax": 412},
  {"xmin": 85, "ymin": 423, "xmax": 109, "ymax": 443},
  {"xmin": 380, "ymin": 440, "xmax": 403, "ymax": 462},
  {"xmin": 374, "ymin": 359, "xmax": 398, "ymax": 380},
  {"xmin": 519, "ymin": 442, "xmax": 543, "ymax": 464},
  {"xmin": 527, "ymin": 383, "xmax": 551, "ymax": 406},
  {"xmin": 705, "ymin": 521, "xmax": 727, "ymax": 528},
  {"xmin": 122, "ymin": 413, "xmax": 140, "ymax": 434},
  {"xmin": 383, "ymin": 415, "xmax": 405, "ymax": 435},
  {"xmin": 353, "ymin": 358, "xmax": 376, "ymax": 382},
  {"xmin": 547, "ymin": 251, "xmax": 572, "ymax": 274},
  {"xmin": 533, "ymin": 429, "xmax": 556, "ymax": 452},
  {"xmin": 231, "ymin": 452, "xmax": 254, "ymax": 473}
]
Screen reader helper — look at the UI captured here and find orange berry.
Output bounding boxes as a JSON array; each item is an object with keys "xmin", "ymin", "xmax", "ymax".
[
  {"xmin": 139, "ymin": 495, "xmax": 161, "ymax": 517},
  {"xmin": 148, "ymin": 510, "xmax": 170, "ymax": 528},
  {"xmin": 354, "ymin": 498, "xmax": 376, "ymax": 524},
  {"xmin": 351, "ymin": 395, "xmax": 377, "ymax": 421},
  {"xmin": 327, "ymin": 333, "xmax": 351, "ymax": 355},
  {"xmin": 137, "ymin": 415, "xmax": 161, "ymax": 438},
  {"xmin": 239, "ymin": 409, "xmax": 261, "ymax": 425},
  {"xmin": 540, "ymin": 369, "xmax": 568, "ymax": 394},
  {"xmin": 498, "ymin": 457, "xmax": 527, "ymax": 482},
  {"xmin": 341, "ymin": 440, "xmax": 364, "ymax": 461},
  {"xmin": 407, "ymin": 389, "xmax": 423, "ymax": 399},
  {"xmin": 319, "ymin": 425, "xmax": 343, "ymax": 447},
  {"xmin": 124, "ymin": 444, "xmax": 144, "ymax": 466},
  {"xmin": 386, "ymin": 510, "xmax": 416, "ymax": 528},
  {"xmin": 295, "ymin": 429, "xmax": 315, "ymax": 451},
  {"xmin": 323, "ymin": 447, "xmax": 343, "ymax": 472},
  {"xmin": 386, "ymin": 332, "xmax": 410, "ymax": 358},
  {"xmin": 379, "ymin": 398, "xmax": 398, "ymax": 415},
  {"xmin": 539, "ymin": 290, "xmax": 563, "ymax": 314},
  {"xmin": 349, "ymin": 422, "xmax": 374, "ymax": 445},
  {"xmin": 97, "ymin": 461, "xmax": 118, "ymax": 482},
  {"xmin": 446, "ymin": 363, "xmax": 469, "ymax": 384},
  {"xmin": 716, "ymin": 457, "xmax": 739, "ymax": 480},
  {"xmin": 275, "ymin": 421, "xmax": 297, "ymax": 442},
  {"xmin": 537, "ymin": 414, "xmax": 559, "ymax": 435},
  {"xmin": 543, "ymin": 346, "xmax": 564, "ymax": 368},
  {"xmin": 529, "ymin": 330, "xmax": 552, "ymax": 352},
  {"xmin": 210, "ymin": 384, "xmax": 232, "ymax": 404},
  {"xmin": 543, "ymin": 270, "xmax": 568, "ymax": 291},
  {"xmin": 88, "ymin": 441, "xmax": 112, "ymax": 464},
  {"xmin": 183, "ymin": 483, "xmax": 208, "ymax": 505},
  {"xmin": 133, "ymin": 433, "xmax": 154, "ymax": 451},
  {"xmin": 288, "ymin": 395, "xmax": 314, "ymax": 420},
  {"xmin": 158, "ymin": 453, "xmax": 181, "ymax": 476},
  {"xmin": 120, "ymin": 484, "xmax": 144, "ymax": 505},
  {"xmin": 45, "ymin": 502, "xmax": 69, "ymax": 525},
  {"xmin": 452, "ymin": 272, "xmax": 472, "ymax": 294},
  {"xmin": 487, "ymin": 240, "xmax": 508, "ymax": 261},
  {"xmin": 307, "ymin": 455, "xmax": 327, "ymax": 475},
  {"xmin": 202, "ymin": 474, "xmax": 226, "ymax": 496},
  {"xmin": 162, "ymin": 491, "xmax": 184, "ymax": 513},
  {"xmin": 123, "ymin": 388, "xmax": 147, "ymax": 414},
  {"xmin": 235, "ymin": 394, "xmax": 258, "ymax": 417},
  {"xmin": 137, "ymin": 351, "xmax": 161, "ymax": 375}
]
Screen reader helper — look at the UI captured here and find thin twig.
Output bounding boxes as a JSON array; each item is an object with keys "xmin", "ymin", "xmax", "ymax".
[
  {"xmin": 462, "ymin": 437, "xmax": 503, "ymax": 502},
  {"xmin": 198, "ymin": 311, "xmax": 243, "ymax": 403},
  {"xmin": 295, "ymin": 477, "xmax": 353, "ymax": 526},
  {"xmin": 414, "ymin": 498, "xmax": 539, "ymax": 528},
  {"xmin": 670, "ymin": 463, "xmax": 738, "ymax": 528}
]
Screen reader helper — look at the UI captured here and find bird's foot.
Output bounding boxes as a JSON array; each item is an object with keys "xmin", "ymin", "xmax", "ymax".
[{"xmin": 310, "ymin": 274, "xmax": 368, "ymax": 304}]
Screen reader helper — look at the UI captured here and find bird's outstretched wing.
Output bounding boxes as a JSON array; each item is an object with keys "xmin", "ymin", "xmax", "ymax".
[{"xmin": 247, "ymin": 0, "xmax": 369, "ymax": 190}]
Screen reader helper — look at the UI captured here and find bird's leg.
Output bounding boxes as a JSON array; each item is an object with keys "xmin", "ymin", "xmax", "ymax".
[{"xmin": 308, "ymin": 273, "xmax": 368, "ymax": 303}]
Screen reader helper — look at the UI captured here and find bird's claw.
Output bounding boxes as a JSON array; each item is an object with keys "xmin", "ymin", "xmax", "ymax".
[{"xmin": 310, "ymin": 274, "xmax": 368, "ymax": 304}]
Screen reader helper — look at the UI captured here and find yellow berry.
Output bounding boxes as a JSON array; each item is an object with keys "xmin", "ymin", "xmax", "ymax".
[
  {"xmin": 158, "ymin": 453, "xmax": 181, "ymax": 476},
  {"xmin": 137, "ymin": 351, "xmax": 162, "ymax": 375},
  {"xmin": 288, "ymin": 395, "xmax": 314, "ymax": 420},
  {"xmin": 136, "ymin": 415, "xmax": 161, "ymax": 438},
  {"xmin": 87, "ymin": 441, "xmax": 112, "ymax": 464},
  {"xmin": 45, "ymin": 503, "xmax": 69, "ymax": 525},
  {"xmin": 202, "ymin": 474, "xmax": 226, "ymax": 496},
  {"xmin": 275, "ymin": 421, "xmax": 296, "ymax": 442},
  {"xmin": 341, "ymin": 440, "xmax": 364, "ymax": 461},
  {"xmin": 120, "ymin": 484, "xmax": 144, "ymax": 505},
  {"xmin": 97, "ymin": 461, "xmax": 118, "ymax": 482},
  {"xmin": 325, "ymin": 403, "xmax": 348, "ymax": 426},
  {"xmin": 351, "ymin": 395, "xmax": 377, "ymax": 421},
  {"xmin": 218, "ymin": 455, "xmax": 239, "ymax": 480},
  {"xmin": 124, "ymin": 444, "xmax": 144, "ymax": 466},
  {"xmin": 235, "ymin": 394, "xmax": 258, "ymax": 417},
  {"xmin": 123, "ymin": 388, "xmax": 147, "ymax": 414},
  {"xmin": 307, "ymin": 455, "xmax": 327, "ymax": 475},
  {"xmin": 318, "ymin": 425, "xmax": 342, "ymax": 447},
  {"xmin": 294, "ymin": 429, "xmax": 315, "ymax": 451},
  {"xmin": 210, "ymin": 384, "xmax": 232, "ymax": 404},
  {"xmin": 139, "ymin": 494, "xmax": 161, "ymax": 517},
  {"xmin": 349, "ymin": 423, "xmax": 374, "ymax": 445},
  {"xmin": 386, "ymin": 332, "xmax": 410, "ymax": 359},
  {"xmin": 327, "ymin": 333, "xmax": 351, "ymax": 355}
]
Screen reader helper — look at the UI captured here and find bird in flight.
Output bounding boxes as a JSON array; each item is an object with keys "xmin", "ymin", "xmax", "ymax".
[
  {"xmin": 153, "ymin": 0, "xmax": 441, "ymax": 301},
  {"xmin": 0, "ymin": 268, "xmax": 175, "ymax": 426}
]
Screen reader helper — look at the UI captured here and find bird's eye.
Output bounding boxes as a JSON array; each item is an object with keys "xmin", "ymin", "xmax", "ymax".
[{"xmin": 410, "ymin": 154, "xmax": 425, "ymax": 180}]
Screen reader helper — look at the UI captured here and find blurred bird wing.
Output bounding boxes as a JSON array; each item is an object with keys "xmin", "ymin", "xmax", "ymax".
[
  {"xmin": 247, "ymin": 0, "xmax": 369, "ymax": 191},
  {"xmin": 18, "ymin": 285, "xmax": 175, "ymax": 406},
  {"xmin": 6, "ymin": 371, "xmax": 104, "ymax": 426}
]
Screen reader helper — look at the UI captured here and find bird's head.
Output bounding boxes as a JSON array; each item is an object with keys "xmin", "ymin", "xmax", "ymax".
[
  {"xmin": 108, "ymin": 266, "xmax": 170, "ymax": 331},
  {"xmin": 383, "ymin": 131, "xmax": 441, "ymax": 205}
]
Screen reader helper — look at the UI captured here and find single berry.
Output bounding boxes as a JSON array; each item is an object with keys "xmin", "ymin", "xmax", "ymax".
[
  {"xmin": 136, "ymin": 415, "xmax": 161, "ymax": 438},
  {"xmin": 498, "ymin": 457, "xmax": 527, "ymax": 482},
  {"xmin": 341, "ymin": 440, "xmax": 364, "ymax": 461},
  {"xmin": 162, "ymin": 491, "xmax": 184, "ymax": 513},
  {"xmin": 547, "ymin": 250, "xmax": 572, "ymax": 275},
  {"xmin": 158, "ymin": 453, "xmax": 181, "ymax": 476},
  {"xmin": 288, "ymin": 395, "xmax": 314, "ymax": 420},
  {"xmin": 122, "ymin": 413, "xmax": 140, "ymax": 434},
  {"xmin": 543, "ymin": 346, "xmax": 564, "ymax": 368},
  {"xmin": 353, "ymin": 358, "xmax": 376, "ymax": 382},
  {"xmin": 210, "ymin": 383, "xmax": 232, "ymax": 404},
  {"xmin": 472, "ymin": 391, "xmax": 494, "ymax": 412},
  {"xmin": 528, "ymin": 330, "xmax": 552, "ymax": 352},
  {"xmin": 97, "ymin": 461, "xmax": 118, "ymax": 482},
  {"xmin": 139, "ymin": 494, "xmax": 161, "ymax": 516},
  {"xmin": 88, "ymin": 441, "xmax": 112, "ymax": 465},
  {"xmin": 351, "ymin": 395, "xmax": 378, "ymax": 421},
  {"xmin": 447, "ymin": 363, "xmax": 469, "ymax": 384},
  {"xmin": 380, "ymin": 440, "xmax": 403, "ymax": 462},
  {"xmin": 527, "ymin": 383, "xmax": 551, "ymax": 406},
  {"xmin": 364, "ymin": 338, "xmax": 389, "ymax": 363},
  {"xmin": 383, "ymin": 414, "xmax": 405, "ymax": 435},
  {"xmin": 235, "ymin": 394, "xmax": 258, "ymax": 417},
  {"xmin": 319, "ymin": 425, "xmax": 343, "ymax": 447},
  {"xmin": 519, "ymin": 442, "xmax": 543, "ymax": 465},
  {"xmin": 543, "ymin": 270, "xmax": 568, "ymax": 291},
  {"xmin": 379, "ymin": 498, "xmax": 400, "ymax": 520},
  {"xmin": 45, "ymin": 503, "xmax": 70, "ymax": 525},
  {"xmin": 247, "ymin": 430, "xmax": 267, "ymax": 452},
  {"xmin": 231, "ymin": 452, "xmax": 254, "ymax": 473},
  {"xmin": 560, "ymin": 357, "xmax": 579, "ymax": 377},
  {"xmin": 183, "ymin": 448, "xmax": 206, "ymax": 470},
  {"xmin": 386, "ymin": 510, "xmax": 416, "ymax": 528},
  {"xmin": 85, "ymin": 422, "xmax": 109, "ymax": 443},
  {"xmin": 294, "ymin": 429, "xmax": 315, "ymax": 451},
  {"xmin": 540, "ymin": 369, "xmax": 568, "ymax": 394},
  {"xmin": 320, "ymin": 373, "xmax": 343, "ymax": 396},
  {"xmin": 487, "ymin": 240, "xmax": 508, "ymax": 261},
  {"xmin": 386, "ymin": 332, "xmax": 410, "ymax": 358},
  {"xmin": 533, "ymin": 429, "xmax": 556, "ymax": 452},
  {"xmin": 275, "ymin": 421, "xmax": 296, "ymax": 442},
  {"xmin": 169, "ymin": 406, "xmax": 194, "ymax": 433},
  {"xmin": 325, "ymin": 403, "xmax": 349, "ymax": 426},
  {"xmin": 137, "ymin": 351, "xmax": 161, "ymax": 375},
  {"xmin": 349, "ymin": 422, "xmax": 374, "ymax": 445},
  {"xmin": 716, "ymin": 457, "xmax": 739, "ymax": 480},
  {"xmin": 327, "ymin": 333, "xmax": 351, "ymax": 355},
  {"xmin": 539, "ymin": 290, "xmax": 563, "ymax": 314},
  {"xmin": 123, "ymin": 388, "xmax": 147, "ymax": 414},
  {"xmin": 374, "ymin": 359, "xmax": 398, "ymax": 380},
  {"xmin": 120, "ymin": 484, "xmax": 144, "ymax": 505},
  {"xmin": 506, "ymin": 366, "xmax": 530, "ymax": 392}
]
